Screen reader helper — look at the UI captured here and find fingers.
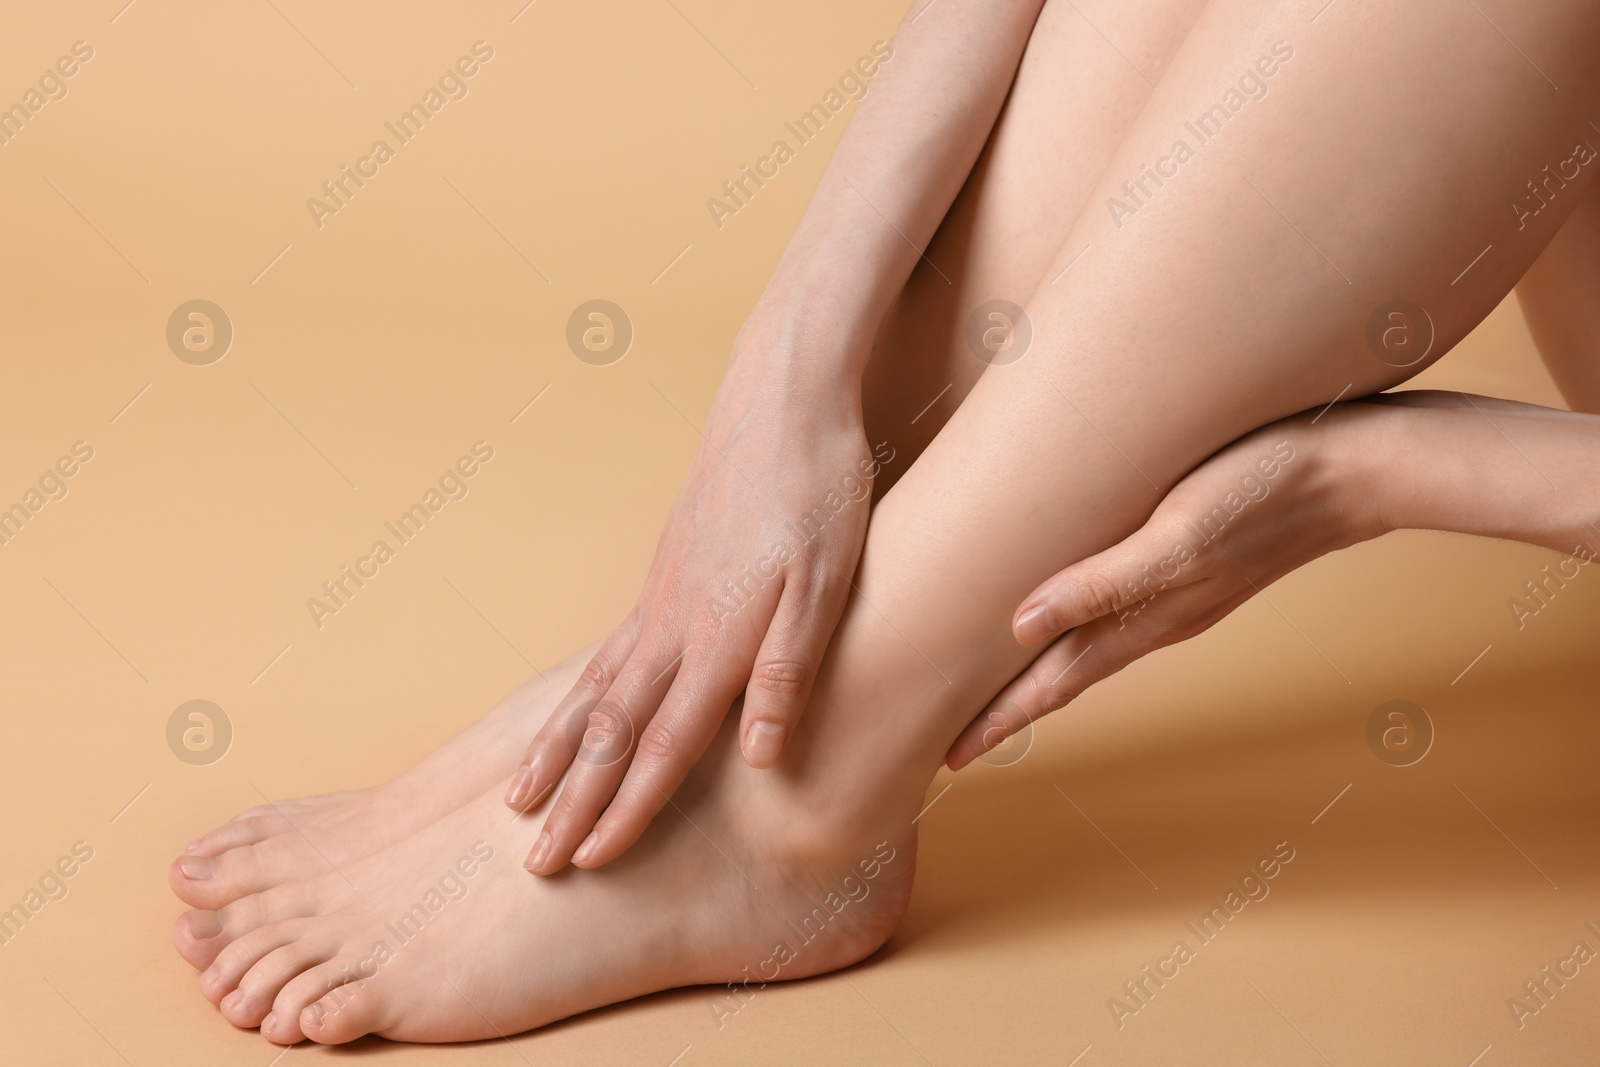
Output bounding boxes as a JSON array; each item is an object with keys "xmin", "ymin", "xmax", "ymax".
[
  {"xmin": 946, "ymin": 624, "xmax": 1115, "ymax": 772},
  {"xmin": 568, "ymin": 657, "xmax": 752, "ymax": 868},
  {"xmin": 521, "ymin": 640, "xmax": 690, "ymax": 874},
  {"xmin": 738, "ymin": 578, "xmax": 844, "ymax": 769},
  {"xmin": 505, "ymin": 626, "xmax": 637, "ymax": 812},
  {"xmin": 949, "ymin": 580, "xmax": 1251, "ymax": 770},
  {"xmin": 1013, "ymin": 521, "xmax": 1198, "ymax": 646}
]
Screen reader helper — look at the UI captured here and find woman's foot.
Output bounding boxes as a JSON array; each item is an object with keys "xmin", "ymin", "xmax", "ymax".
[
  {"xmin": 169, "ymin": 648, "xmax": 595, "ymax": 920},
  {"xmin": 191, "ymin": 717, "xmax": 919, "ymax": 1044}
]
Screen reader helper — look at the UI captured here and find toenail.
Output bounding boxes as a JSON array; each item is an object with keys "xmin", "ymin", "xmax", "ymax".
[
  {"xmin": 572, "ymin": 832, "xmax": 599, "ymax": 865},
  {"xmin": 187, "ymin": 911, "xmax": 222, "ymax": 938},
  {"xmin": 744, "ymin": 721, "xmax": 787, "ymax": 766},
  {"xmin": 261, "ymin": 1012, "xmax": 276, "ymax": 1032},
  {"xmin": 184, "ymin": 840, "xmax": 202, "ymax": 853},
  {"xmin": 178, "ymin": 856, "xmax": 213, "ymax": 880},
  {"xmin": 505, "ymin": 766, "xmax": 536, "ymax": 808},
  {"xmin": 527, "ymin": 832, "xmax": 552, "ymax": 872},
  {"xmin": 222, "ymin": 990, "xmax": 243, "ymax": 1012}
]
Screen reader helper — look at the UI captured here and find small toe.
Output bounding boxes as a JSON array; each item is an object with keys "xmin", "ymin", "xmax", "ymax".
[
  {"xmin": 301, "ymin": 979, "xmax": 389, "ymax": 1045},
  {"xmin": 263, "ymin": 959, "xmax": 359, "ymax": 1045}
]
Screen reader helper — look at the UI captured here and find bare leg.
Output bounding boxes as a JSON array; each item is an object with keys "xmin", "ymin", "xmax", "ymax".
[
  {"xmin": 169, "ymin": 0, "xmax": 1208, "ymax": 912},
  {"xmin": 174, "ymin": 0, "xmax": 1600, "ymax": 1042}
]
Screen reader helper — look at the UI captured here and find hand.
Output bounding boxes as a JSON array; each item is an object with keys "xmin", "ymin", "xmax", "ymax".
[
  {"xmin": 946, "ymin": 406, "xmax": 1385, "ymax": 770},
  {"xmin": 509, "ymin": 325, "xmax": 892, "ymax": 873}
]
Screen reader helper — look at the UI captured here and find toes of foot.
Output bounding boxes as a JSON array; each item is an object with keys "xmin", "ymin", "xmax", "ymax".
[
  {"xmin": 173, "ymin": 911, "xmax": 225, "ymax": 969},
  {"xmin": 300, "ymin": 989, "xmax": 378, "ymax": 1045},
  {"xmin": 188, "ymin": 815, "xmax": 287, "ymax": 858},
  {"xmin": 168, "ymin": 846, "xmax": 267, "ymax": 909}
]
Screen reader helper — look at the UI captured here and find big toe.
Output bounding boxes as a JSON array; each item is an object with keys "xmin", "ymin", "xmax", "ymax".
[{"xmin": 167, "ymin": 847, "xmax": 266, "ymax": 909}]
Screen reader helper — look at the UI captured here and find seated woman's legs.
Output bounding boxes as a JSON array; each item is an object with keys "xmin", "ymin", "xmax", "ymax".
[
  {"xmin": 178, "ymin": 0, "xmax": 1600, "ymax": 1044},
  {"xmin": 169, "ymin": 0, "xmax": 1207, "ymax": 915}
]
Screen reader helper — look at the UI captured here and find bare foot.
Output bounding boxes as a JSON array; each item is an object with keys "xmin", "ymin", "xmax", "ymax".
[
  {"xmin": 169, "ymin": 648, "xmax": 594, "ymax": 935},
  {"xmin": 193, "ymin": 717, "xmax": 918, "ymax": 1044}
]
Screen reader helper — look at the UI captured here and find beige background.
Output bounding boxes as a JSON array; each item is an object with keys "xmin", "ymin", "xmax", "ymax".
[{"xmin": 1, "ymin": 1, "xmax": 1597, "ymax": 1064}]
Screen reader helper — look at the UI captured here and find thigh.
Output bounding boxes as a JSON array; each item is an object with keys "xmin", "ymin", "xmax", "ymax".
[
  {"xmin": 861, "ymin": 0, "xmax": 1209, "ymax": 493},
  {"xmin": 807, "ymin": 0, "xmax": 1600, "ymax": 772}
]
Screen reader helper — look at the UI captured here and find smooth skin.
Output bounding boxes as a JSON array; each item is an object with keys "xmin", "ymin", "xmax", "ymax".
[
  {"xmin": 503, "ymin": 0, "xmax": 1055, "ymax": 852},
  {"xmin": 513, "ymin": 0, "xmax": 1600, "ymax": 877},
  {"xmin": 952, "ymin": 391, "xmax": 1600, "ymax": 768},
  {"xmin": 512, "ymin": 0, "xmax": 1214, "ymax": 873},
  {"xmin": 956, "ymin": 180, "xmax": 1600, "ymax": 765},
  {"xmin": 166, "ymin": 0, "xmax": 1600, "ymax": 1043}
]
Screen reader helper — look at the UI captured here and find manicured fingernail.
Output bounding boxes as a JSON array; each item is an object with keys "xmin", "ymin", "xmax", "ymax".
[
  {"xmin": 179, "ymin": 856, "xmax": 212, "ymax": 880},
  {"xmin": 261, "ymin": 1012, "xmax": 276, "ymax": 1032},
  {"xmin": 505, "ymin": 766, "xmax": 536, "ymax": 808},
  {"xmin": 526, "ymin": 832, "xmax": 552, "ymax": 872},
  {"xmin": 187, "ymin": 911, "xmax": 222, "ymax": 938},
  {"xmin": 744, "ymin": 721, "xmax": 787, "ymax": 767},
  {"xmin": 1014, "ymin": 604, "xmax": 1058, "ymax": 644},
  {"xmin": 572, "ymin": 833, "xmax": 599, "ymax": 866}
]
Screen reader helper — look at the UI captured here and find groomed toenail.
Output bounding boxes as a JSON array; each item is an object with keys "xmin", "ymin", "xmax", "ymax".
[
  {"xmin": 185, "ymin": 840, "xmax": 202, "ymax": 853},
  {"xmin": 187, "ymin": 911, "xmax": 222, "ymax": 938},
  {"xmin": 527, "ymin": 832, "xmax": 552, "ymax": 872},
  {"xmin": 178, "ymin": 856, "xmax": 213, "ymax": 880},
  {"xmin": 572, "ymin": 833, "xmax": 599, "ymax": 865},
  {"xmin": 222, "ymin": 990, "xmax": 243, "ymax": 1012},
  {"xmin": 261, "ymin": 1012, "xmax": 276, "ymax": 1031},
  {"xmin": 505, "ymin": 766, "xmax": 536, "ymax": 808}
]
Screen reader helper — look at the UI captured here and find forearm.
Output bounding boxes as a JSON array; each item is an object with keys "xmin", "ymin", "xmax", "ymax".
[
  {"xmin": 742, "ymin": 0, "xmax": 1047, "ymax": 384},
  {"xmin": 1339, "ymin": 396, "xmax": 1600, "ymax": 557}
]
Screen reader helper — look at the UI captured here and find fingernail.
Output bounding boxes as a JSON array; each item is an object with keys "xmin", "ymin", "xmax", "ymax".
[
  {"xmin": 744, "ymin": 721, "xmax": 787, "ymax": 767},
  {"xmin": 504, "ymin": 766, "xmax": 536, "ymax": 809},
  {"xmin": 572, "ymin": 832, "xmax": 599, "ymax": 866},
  {"xmin": 178, "ymin": 856, "xmax": 213, "ymax": 880},
  {"xmin": 187, "ymin": 911, "xmax": 222, "ymax": 938},
  {"xmin": 1014, "ymin": 604, "xmax": 1058, "ymax": 645},
  {"xmin": 261, "ymin": 1012, "xmax": 276, "ymax": 1032},
  {"xmin": 526, "ymin": 832, "xmax": 552, "ymax": 872}
]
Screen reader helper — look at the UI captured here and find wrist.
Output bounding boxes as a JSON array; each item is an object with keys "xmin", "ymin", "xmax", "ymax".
[
  {"xmin": 1309, "ymin": 404, "xmax": 1400, "ymax": 544},
  {"xmin": 731, "ymin": 295, "xmax": 875, "ymax": 398}
]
